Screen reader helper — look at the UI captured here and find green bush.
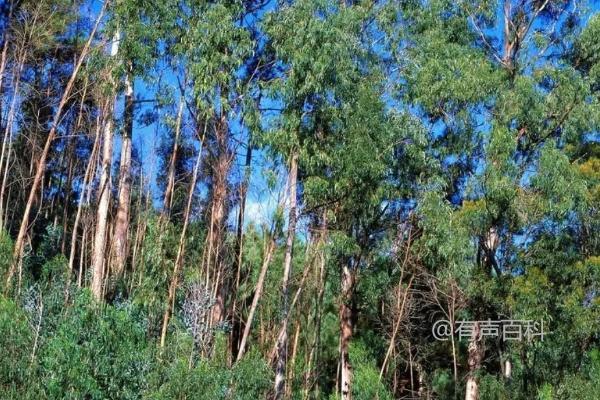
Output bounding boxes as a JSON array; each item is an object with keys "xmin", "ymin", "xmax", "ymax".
[
  {"xmin": 147, "ymin": 333, "xmax": 271, "ymax": 399},
  {"xmin": 0, "ymin": 296, "xmax": 33, "ymax": 397},
  {"xmin": 38, "ymin": 291, "xmax": 152, "ymax": 399}
]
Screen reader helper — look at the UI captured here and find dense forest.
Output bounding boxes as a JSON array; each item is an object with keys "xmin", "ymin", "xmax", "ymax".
[{"xmin": 0, "ymin": 0, "xmax": 599, "ymax": 398}]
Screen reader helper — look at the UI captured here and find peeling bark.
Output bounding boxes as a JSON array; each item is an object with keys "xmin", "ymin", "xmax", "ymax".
[{"xmin": 340, "ymin": 261, "xmax": 355, "ymax": 400}]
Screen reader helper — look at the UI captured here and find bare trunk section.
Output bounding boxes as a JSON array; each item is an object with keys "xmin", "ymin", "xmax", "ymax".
[
  {"xmin": 274, "ymin": 150, "xmax": 298, "ymax": 399},
  {"xmin": 159, "ymin": 120, "xmax": 206, "ymax": 348},
  {"xmin": 340, "ymin": 261, "xmax": 355, "ymax": 400},
  {"xmin": 6, "ymin": 3, "xmax": 106, "ymax": 288},
  {"xmin": 503, "ymin": 358, "xmax": 512, "ymax": 380},
  {"xmin": 465, "ymin": 321, "xmax": 483, "ymax": 400},
  {"xmin": 112, "ymin": 70, "xmax": 134, "ymax": 279}
]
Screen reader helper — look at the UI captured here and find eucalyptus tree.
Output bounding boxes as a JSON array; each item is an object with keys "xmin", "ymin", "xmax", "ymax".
[
  {"xmin": 262, "ymin": 0, "xmax": 420, "ymax": 397},
  {"xmin": 90, "ymin": 0, "xmax": 174, "ymax": 300},
  {"xmin": 159, "ymin": 0, "xmax": 267, "ymax": 347},
  {"xmin": 109, "ymin": 0, "xmax": 173, "ymax": 280},
  {"xmin": 398, "ymin": 0, "xmax": 600, "ymax": 398}
]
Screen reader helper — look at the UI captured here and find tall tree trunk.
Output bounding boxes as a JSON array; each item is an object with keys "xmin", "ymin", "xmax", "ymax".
[
  {"xmin": 274, "ymin": 150, "xmax": 298, "ymax": 399},
  {"xmin": 112, "ymin": 70, "xmax": 134, "ymax": 278},
  {"xmin": 465, "ymin": 321, "xmax": 483, "ymax": 400},
  {"xmin": 90, "ymin": 23, "xmax": 122, "ymax": 301},
  {"xmin": 91, "ymin": 99, "xmax": 116, "ymax": 301},
  {"xmin": 6, "ymin": 3, "xmax": 106, "ymax": 288},
  {"xmin": 340, "ymin": 260, "xmax": 355, "ymax": 400},
  {"xmin": 208, "ymin": 114, "xmax": 232, "ymax": 326}
]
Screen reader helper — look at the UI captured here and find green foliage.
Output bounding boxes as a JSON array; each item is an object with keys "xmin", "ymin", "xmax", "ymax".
[
  {"xmin": 417, "ymin": 189, "xmax": 474, "ymax": 280},
  {"xmin": 176, "ymin": 0, "xmax": 253, "ymax": 115},
  {"xmin": 349, "ymin": 341, "xmax": 393, "ymax": 400},
  {"xmin": 531, "ymin": 141, "xmax": 587, "ymax": 218},
  {"xmin": 38, "ymin": 291, "xmax": 152, "ymax": 399},
  {"xmin": 431, "ymin": 369, "xmax": 454, "ymax": 398},
  {"xmin": 130, "ymin": 214, "xmax": 176, "ymax": 335},
  {"xmin": 0, "ymin": 230, "xmax": 13, "ymax": 289},
  {"xmin": 0, "ymin": 296, "xmax": 33, "ymax": 397},
  {"xmin": 1, "ymin": 0, "xmax": 599, "ymax": 399},
  {"xmin": 147, "ymin": 333, "xmax": 271, "ymax": 399},
  {"xmin": 478, "ymin": 374, "xmax": 509, "ymax": 400}
]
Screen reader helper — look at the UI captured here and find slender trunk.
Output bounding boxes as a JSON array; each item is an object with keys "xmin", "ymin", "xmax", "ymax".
[
  {"xmin": 465, "ymin": 322, "xmax": 483, "ymax": 400},
  {"xmin": 77, "ymin": 224, "xmax": 88, "ymax": 288},
  {"xmin": 129, "ymin": 170, "xmax": 146, "ymax": 291},
  {"xmin": 286, "ymin": 322, "xmax": 301, "ymax": 399},
  {"xmin": 230, "ymin": 140, "xmax": 252, "ymax": 359},
  {"xmin": 29, "ymin": 295, "xmax": 43, "ymax": 364},
  {"xmin": 159, "ymin": 123, "xmax": 206, "ymax": 347},
  {"xmin": 60, "ymin": 143, "xmax": 76, "ymax": 254},
  {"xmin": 379, "ymin": 275, "xmax": 414, "ymax": 380},
  {"xmin": 269, "ymin": 237, "xmax": 316, "ymax": 364},
  {"xmin": 274, "ymin": 151, "xmax": 298, "ymax": 398},
  {"xmin": 2, "ymin": 185, "xmax": 11, "ymax": 232},
  {"xmin": 340, "ymin": 261, "xmax": 355, "ymax": 400},
  {"xmin": 235, "ymin": 235, "xmax": 276, "ymax": 361},
  {"xmin": 162, "ymin": 98, "xmax": 184, "ymax": 219},
  {"xmin": 48, "ymin": 144, "xmax": 68, "ymax": 223},
  {"xmin": 6, "ymin": 3, "xmax": 107, "ymax": 288},
  {"xmin": 112, "ymin": 70, "xmax": 134, "ymax": 278},
  {"xmin": 417, "ymin": 362, "xmax": 425, "ymax": 397}
]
